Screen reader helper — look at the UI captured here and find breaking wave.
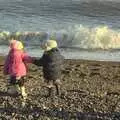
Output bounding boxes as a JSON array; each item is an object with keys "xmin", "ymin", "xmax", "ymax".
[{"xmin": 0, "ymin": 25, "xmax": 120, "ymax": 50}]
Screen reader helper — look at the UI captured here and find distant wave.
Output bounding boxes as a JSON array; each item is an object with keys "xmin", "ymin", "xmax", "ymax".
[{"xmin": 0, "ymin": 25, "xmax": 120, "ymax": 50}]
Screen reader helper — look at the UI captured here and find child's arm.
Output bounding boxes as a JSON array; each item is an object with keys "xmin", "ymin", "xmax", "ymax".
[
  {"xmin": 22, "ymin": 52, "xmax": 33, "ymax": 63},
  {"xmin": 33, "ymin": 57, "xmax": 43, "ymax": 66}
]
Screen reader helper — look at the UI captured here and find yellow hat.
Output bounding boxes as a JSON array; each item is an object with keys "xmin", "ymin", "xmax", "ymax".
[
  {"xmin": 42, "ymin": 40, "xmax": 58, "ymax": 51},
  {"xmin": 10, "ymin": 40, "xmax": 24, "ymax": 50},
  {"xmin": 16, "ymin": 41, "xmax": 24, "ymax": 50}
]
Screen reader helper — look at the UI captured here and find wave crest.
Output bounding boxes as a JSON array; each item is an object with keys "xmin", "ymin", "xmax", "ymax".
[
  {"xmin": 53, "ymin": 25, "xmax": 120, "ymax": 49},
  {"xmin": 0, "ymin": 25, "xmax": 120, "ymax": 49}
]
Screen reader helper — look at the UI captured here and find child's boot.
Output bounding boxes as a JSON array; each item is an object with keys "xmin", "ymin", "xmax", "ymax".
[
  {"xmin": 20, "ymin": 86, "xmax": 27, "ymax": 100},
  {"xmin": 15, "ymin": 85, "xmax": 21, "ymax": 95},
  {"xmin": 46, "ymin": 81, "xmax": 54, "ymax": 88},
  {"xmin": 7, "ymin": 85, "xmax": 18, "ymax": 95},
  {"xmin": 20, "ymin": 86, "xmax": 27, "ymax": 107},
  {"xmin": 54, "ymin": 79, "xmax": 61, "ymax": 96},
  {"xmin": 55, "ymin": 84, "xmax": 61, "ymax": 96}
]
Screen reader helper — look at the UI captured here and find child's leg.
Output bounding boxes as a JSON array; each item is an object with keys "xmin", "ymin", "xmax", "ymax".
[
  {"xmin": 7, "ymin": 76, "xmax": 18, "ymax": 94},
  {"xmin": 17, "ymin": 77, "xmax": 27, "ymax": 107},
  {"xmin": 20, "ymin": 86, "xmax": 27, "ymax": 100},
  {"xmin": 17, "ymin": 77, "xmax": 27, "ymax": 99},
  {"xmin": 54, "ymin": 79, "xmax": 61, "ymax": 96},
  {"xmin": 44, "ymin": 79, "xmax": 54, "ymax": 88},
  {"xmin": 44, "ymin": 79, "xmax": 55, "ymax": 97}
]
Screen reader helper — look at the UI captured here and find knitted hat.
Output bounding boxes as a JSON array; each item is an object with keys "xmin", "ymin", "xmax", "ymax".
[
  {"xmin": 42, "ymin": 40, "xmax": 57, "ymax": 51},
  {"xmin": 10, "ymin": 40, "xmax": 24, "ymax": 50}
]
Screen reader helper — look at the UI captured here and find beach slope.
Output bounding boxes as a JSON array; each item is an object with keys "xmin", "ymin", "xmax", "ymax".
[{"xmin": 0, "ymin": 56, "xmax": 120, "ymax": 119}]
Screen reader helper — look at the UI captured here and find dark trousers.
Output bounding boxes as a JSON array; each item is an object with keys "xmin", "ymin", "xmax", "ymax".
[
  {"xmin": 45, "ymin": 79, "xmax": 61, "ymax": 96},
  {"xmin": 9, "ymin": 76, "xmax": 25, "ymax": 87}
]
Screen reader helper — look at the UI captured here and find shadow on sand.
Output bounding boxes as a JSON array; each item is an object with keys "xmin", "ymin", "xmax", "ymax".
[
  {"xmin": 0, "ymin": 106, "xmax": 119, "ymax": 120},
  {"xmin": 0, "ymin": 91, "xmax": 20, "ymax": 98}
]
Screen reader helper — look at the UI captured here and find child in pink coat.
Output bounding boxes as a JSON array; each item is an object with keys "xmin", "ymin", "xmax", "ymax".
[{"xmin": 4, "ymin": 39, "xmax": 32, "ymax": 100}]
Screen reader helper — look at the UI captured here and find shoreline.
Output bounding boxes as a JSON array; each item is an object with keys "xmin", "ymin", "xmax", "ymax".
[{"xmin": 1, "ymin": 55, "xmax": 120, "ymax": 63}]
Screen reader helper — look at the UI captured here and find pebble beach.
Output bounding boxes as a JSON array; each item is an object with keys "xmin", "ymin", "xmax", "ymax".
[{"xmin": 0, "ymin": 56, "xmax": 120, "ymax": 119}]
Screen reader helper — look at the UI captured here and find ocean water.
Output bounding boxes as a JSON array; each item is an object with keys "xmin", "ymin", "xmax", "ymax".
[{"xmin": 0, "ymin": 0, "xmax": 120, "ymax": 61}]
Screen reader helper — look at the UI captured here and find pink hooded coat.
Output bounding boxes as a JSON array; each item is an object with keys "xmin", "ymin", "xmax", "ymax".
[{"xmin": 4, "ymin": 40, "xmax": 32, "ymax": 77}]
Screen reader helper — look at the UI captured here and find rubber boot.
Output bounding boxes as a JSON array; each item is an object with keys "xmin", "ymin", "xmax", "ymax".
[
  {"xmin": 7, "ymin": 85, "xmax": 18, "ymax": 95},
  {"xmin": 54, "ymin": 79, "xmax": 61, "ymax": 96},
  {"xmin": 20, "ymin": 86, "xmax": 27, "ymax": 107},
  {"xmin": 46, "ymin": 82, "xmax": 54, "ymax": 88},
  {"xmin": 20, "ymin": 86, "xmax": 27, "ymax": 100},
  {"xmin": 15, "ymin": 85, "xmax": 21, "ymax": 95}
]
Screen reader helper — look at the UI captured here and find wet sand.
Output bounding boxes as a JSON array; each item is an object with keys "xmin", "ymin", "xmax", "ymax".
[{"xmin": 0, "ymin": 56, "xmax": 120, "ymax": 119}]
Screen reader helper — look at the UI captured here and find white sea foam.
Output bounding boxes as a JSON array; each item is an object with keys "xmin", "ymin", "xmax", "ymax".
[
  {"xmin": 0, "ymin": 25, "xmax": 120, "ymax": 50},
  {"xmin": 50, "ymin": 25, "xmax": 120, "ymax": 49}
]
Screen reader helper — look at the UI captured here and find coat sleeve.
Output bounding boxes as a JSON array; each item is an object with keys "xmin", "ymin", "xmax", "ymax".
[
  {"xmin": 22, "ymin": 52, "xmax": 33, "ymax": 63},
  {"xmin": 33, "ymin": 57, "xmax": 43, "ymax": 66}
]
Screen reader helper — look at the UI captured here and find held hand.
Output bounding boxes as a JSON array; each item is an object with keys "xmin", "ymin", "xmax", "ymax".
[{"xmin": 31, "ymin": 57, "xmax": 37, "ymax": 64}]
